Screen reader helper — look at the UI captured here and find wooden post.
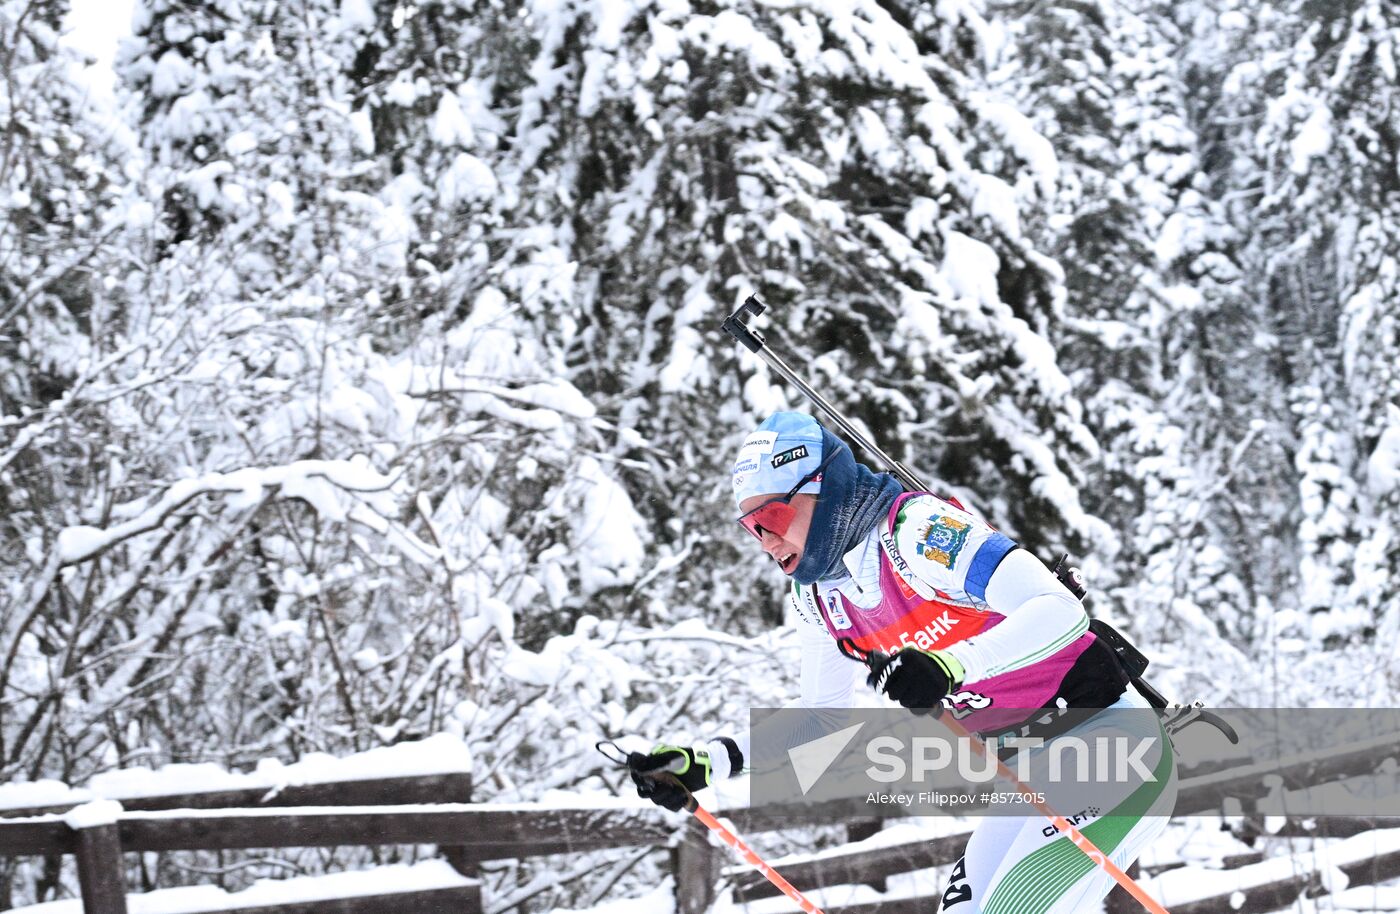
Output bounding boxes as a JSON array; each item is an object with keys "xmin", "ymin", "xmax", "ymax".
[
  {"xmin": 846, "ymin": 818, "xmax": 886, "ymax": 891},
  {"xmin": 437, "ymin": 772, "xmax": 478, "ymax": 878},
  {"xmin": 74, "ymin": 822, "xmax": 127, "ymax": 914},
  {"xmin": 673, "ymin": 829, "xmax": 720, "ymax": 914}
]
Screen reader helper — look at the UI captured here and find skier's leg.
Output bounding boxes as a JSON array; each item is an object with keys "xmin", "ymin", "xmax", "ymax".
[
  {"xmin": 1032, "ymin": 809, "xmax": 1170, "ymax": 913},
  {"xmin": 941, "ymin": 692, "xmax": 1176, "ymax": 914},
  {"xmin": 946, "ymin": 804, "xmax": 1171, "ymax": 914},
  {"xmin": 976, "ymin": 728, "xmax": 1176, "ymax": 914},
  {"xmin": 938, "ymin": 816, "xmax": 1024, "ymax": 912}
]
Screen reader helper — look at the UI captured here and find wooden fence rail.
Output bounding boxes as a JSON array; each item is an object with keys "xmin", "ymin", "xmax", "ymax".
[
  {"xmin": 0, "ymin": 773, "xmax": 481, "ymax": 914},
  {"xmin": 2, "ymin": 732, "xmax": 1399, "ymax": 914},
  {"xmin": 192, "ymin": 888, "xmax": 482, "ymax": 914},
  {"xmin": 1158, "ymin": 832, "xmax": 1400, "ymax": 914},
  {"xmin": 0, "ymin": 773, "xmax": 475, "ymax": 819}
]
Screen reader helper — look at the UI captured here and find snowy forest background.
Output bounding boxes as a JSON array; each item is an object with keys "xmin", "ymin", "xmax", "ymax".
[{"xmin": 4, "ymin": 0, "xmax": 1400, "ymax": 907}]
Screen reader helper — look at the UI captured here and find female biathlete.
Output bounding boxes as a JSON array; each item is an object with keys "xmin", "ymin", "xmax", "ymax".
[{"xmin": 627, "ymin": 412, "xmax": 1175, "ymax": 914}]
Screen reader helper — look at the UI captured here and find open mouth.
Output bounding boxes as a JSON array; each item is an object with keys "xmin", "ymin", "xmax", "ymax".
[{"xmin": 777, "ymin": 551, "xmax": 798, "ymax": 573}]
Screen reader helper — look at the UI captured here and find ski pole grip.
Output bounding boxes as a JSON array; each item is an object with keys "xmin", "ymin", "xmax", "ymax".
[{"xmin": 722, "ymin": 295, "xmax": 767, "ymax": 352}]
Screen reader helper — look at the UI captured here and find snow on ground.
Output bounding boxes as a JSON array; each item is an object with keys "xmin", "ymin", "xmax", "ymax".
[
  {"xmin": 711, "ymin": 878, "xmax": 881, "ymax": 914},
  {"xmin": 722, "ymin": 816, "xmax": 975, "ymax": 871},
  {"xmin": 549, "ymin": 879, "xmax": 675, "ymax": 914},
  {"xmin": 1138, "ymin": 817, "xmax": 1258, "ymax": 871},
  {"xmin": 710, "ymin": 861, "xmax": 965, "ymax": 914},
  {"xmin": 1333, "ymin": 883, "xmax": 1400, "ymax": 911},
  {"xmin": 1142, "ymin": 828, "xmax": 1400, "ymax": 908},
  {"xmin": 7, "ymin": 861, "xmax": 472, "ymax": 914}
]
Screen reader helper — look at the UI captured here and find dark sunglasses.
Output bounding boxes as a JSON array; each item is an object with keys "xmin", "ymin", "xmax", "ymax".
[{"xmin": 736, "ymin": 450, "xmax": 837, "ymax": 540}]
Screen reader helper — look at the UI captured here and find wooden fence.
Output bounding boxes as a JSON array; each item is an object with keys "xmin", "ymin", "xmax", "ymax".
[
  {"xmin": 1, "ymin": 732, "xmax": 1398, "ymax": 914},
  {"xmin": 0, "ymin": 773, "xmax": 481, "ymax": 913}
]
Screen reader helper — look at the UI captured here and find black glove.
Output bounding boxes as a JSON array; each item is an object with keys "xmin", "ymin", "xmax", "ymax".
[
  {"xmin": 869, "ymin": 647, "xmax": 960, "ymax": 712},
  {"xmin": 628, "ymin": 739, "xmax": 743, "ymax": 812}
]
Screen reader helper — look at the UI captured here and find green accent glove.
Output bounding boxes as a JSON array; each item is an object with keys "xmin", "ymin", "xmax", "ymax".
[
  {"xmin": 869, "ymin": 647, "xmax": 963, "ymax": 711},
  {"xmin": 936, "ymin": 650, "xmax": 965, "ymax": 684},
  {"xmin": 627, "ymin": 745, "xmax": 713, "ymax": 812}
]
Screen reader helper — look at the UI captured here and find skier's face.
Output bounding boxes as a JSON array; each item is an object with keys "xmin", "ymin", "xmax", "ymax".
[{"xmin": 738, "ymin": 492, "xmax": 817, "ymax": 576}]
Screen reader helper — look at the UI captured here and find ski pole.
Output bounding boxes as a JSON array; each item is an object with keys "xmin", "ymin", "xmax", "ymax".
[
  {"xmin": 597, "ymin": 742, "xmax": 827, "ymax": 914},
  {"xmin": 688, "ymin": 798, "xmax": 826, "ymax": 914},
  {"xmin": 836, "ymin": 644, "xmax": 1171, "ymax": 914}
]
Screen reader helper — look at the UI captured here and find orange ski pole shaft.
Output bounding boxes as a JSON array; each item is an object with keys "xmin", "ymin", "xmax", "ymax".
[
  {"xmin": 598, "ymin": 741, "xmax": 826, "ymax": 914},
  {"xmin": 685, "ymin": 796, "xmax": 826, "ymax": 914},
  {"xmin": 939, "ymin": 715, "xmax": 1170, "ymax": 914}
]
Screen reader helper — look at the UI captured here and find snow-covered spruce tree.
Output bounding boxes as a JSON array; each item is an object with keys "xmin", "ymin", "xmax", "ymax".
[
  {"xmin": 271, "ymin": 2, "xmax": 1128, "ymax": 904},
  {"xmin": 471, "ymin": 0, "xmax": 1111, "ymax": 636},
  {"xmin": 1202, "ymin": 0, "xmax": 1400, "ymax": 681},
  {"xmin": 9, "ymin": 2, "xmax": 781, "ymax": 905},
  {"xmin": 1287, "ymin": 2, "xmax": 1400, "ymax": 675},
  {"xmin": 0, "ymin": 0, "xmax": 657, "ymax": 902},
  {"xmin": 987, "ymin": 0, "xmax": 1209, "ymax": 370},
  {"xmin": 983, "ymin": 0, "xmax": 1264, "ymax": 697}
]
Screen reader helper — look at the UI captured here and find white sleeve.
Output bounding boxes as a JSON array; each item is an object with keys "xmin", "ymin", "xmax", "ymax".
[
  {"xmin": 799, "ymin": 618, "xmax": 858, "ymax": 708},
  {"xmin": 940, "ymin": 547, "xmax": 1090, "ymax": 683},
  {"xmin": 789, "ymin": 583, "xmax": 857, "ymax": 708},
  {"xmin": 719, "ymin": 588, "xmax": 857, "ymax": 777}
]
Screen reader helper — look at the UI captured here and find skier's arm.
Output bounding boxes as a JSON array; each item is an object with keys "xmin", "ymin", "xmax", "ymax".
[
  {"xmin": 893, "ymin": 497, "xmax": 1087, "ymax": 684},
  {"xmin": 799, "ymin": 618, "xmax": 858, "ymax": 707},
  {"xmin": 941, "ymin": 547, "xmax": 1088, "ymax": 683},
  {"xmin": 794, "ymin": 584, "xmax": 858, "ymax": 709},
  {"xmin": 708, "ymin": 587, "xmax": 856, "ymax": 778}
]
